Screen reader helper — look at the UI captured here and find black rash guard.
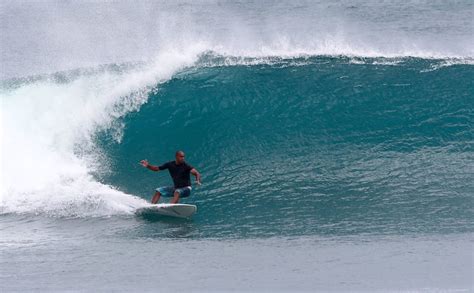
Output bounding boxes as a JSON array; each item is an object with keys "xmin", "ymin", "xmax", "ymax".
[{"xmin": 158, "ymin": 161, "xmax": 194, "ymax": 188}]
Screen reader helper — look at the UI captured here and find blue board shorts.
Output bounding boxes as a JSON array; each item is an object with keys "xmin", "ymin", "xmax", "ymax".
[{"xmin": 155, "ymin": 186, "xmax": 192, "ymax": 198}]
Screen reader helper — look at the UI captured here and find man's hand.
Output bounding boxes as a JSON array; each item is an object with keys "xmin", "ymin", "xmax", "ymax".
[
  {"xmin": 141, "ymin": 160, "xmax": 159, "ymax": 172},
  {"xmin": 191, "ymin": 168, "xmax": 201, "ymax": 186}
]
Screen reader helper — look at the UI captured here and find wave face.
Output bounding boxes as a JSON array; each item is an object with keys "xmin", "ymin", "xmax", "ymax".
[{"xmin": 94, "ymin": 56, "xmax": 472, "ymax": 236}]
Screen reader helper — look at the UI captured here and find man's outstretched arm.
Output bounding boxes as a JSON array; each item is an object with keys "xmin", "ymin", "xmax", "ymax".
[
  {"xmin": 140, "ymin": 160, "xmax": 160, "ymax": 171},
  {"xmin": 191, "ymin": 168, "xmax": 201, "ymax": 185}
]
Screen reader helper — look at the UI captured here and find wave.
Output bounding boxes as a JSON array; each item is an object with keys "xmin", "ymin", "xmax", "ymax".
[{"xmin": 1, "ymin": 51, "xmax": 473, "ymax": 236}]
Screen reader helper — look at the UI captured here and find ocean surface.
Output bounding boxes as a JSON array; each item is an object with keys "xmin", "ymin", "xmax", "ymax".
[{"xmin": 1, "ymin": 1, "xmax": 473, "ymax": 291}]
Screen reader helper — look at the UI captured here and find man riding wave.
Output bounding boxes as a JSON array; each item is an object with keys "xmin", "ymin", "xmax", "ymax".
[{"xmin": 140, "ymin": 151, "xmax": 201, "ymax": 204}]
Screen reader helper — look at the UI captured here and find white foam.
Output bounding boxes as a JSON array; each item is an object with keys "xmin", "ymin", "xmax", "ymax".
[
  {"xmin": 0, "ymin": 48, "xmax": 203, "ymax": 216},
  {"xmin": 420, "ymin": 58, "xmax": 474, "ymax": 72}
]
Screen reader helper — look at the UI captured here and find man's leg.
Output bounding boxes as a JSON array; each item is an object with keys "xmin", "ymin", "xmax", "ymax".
[
  {"xmin": 151, "ymin": 191, "xmax": 161, "ymax": 204},
  {"xmin": 170, "ymin": 190, "xmax": 180, "ymax": 204}
]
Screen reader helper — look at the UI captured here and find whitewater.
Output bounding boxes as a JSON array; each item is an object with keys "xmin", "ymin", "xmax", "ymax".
[{"xmin": 1, "ymin": 1, "xmax": 473, "ymax": 291}]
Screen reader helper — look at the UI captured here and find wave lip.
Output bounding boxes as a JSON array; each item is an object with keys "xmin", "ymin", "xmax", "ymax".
[{"xmin": 194, "ymin": 51, "xmax": 474, "ymax": 69}]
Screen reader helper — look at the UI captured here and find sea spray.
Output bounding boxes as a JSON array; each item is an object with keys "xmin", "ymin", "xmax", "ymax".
[{"xmin": 0, "ymin": 49, "xmax": 204, "ymax": 216}]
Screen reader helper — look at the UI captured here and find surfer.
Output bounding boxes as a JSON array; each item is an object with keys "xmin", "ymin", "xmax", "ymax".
[{"xmin": 140, "ymin": 151, "xmax": 201, "ymax": 204}]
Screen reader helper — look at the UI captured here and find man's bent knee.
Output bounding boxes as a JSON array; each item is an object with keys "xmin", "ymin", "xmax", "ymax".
[
  {"xmin": 171, "ymin": 191, "xmax": 180, "ymax": 203},
  {"xmin": 151, "ymin": 191, "xmax": 161, "ymax": 204}
]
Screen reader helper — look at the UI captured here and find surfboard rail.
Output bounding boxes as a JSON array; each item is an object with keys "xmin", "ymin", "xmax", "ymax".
[{"xmin": 136, "ymin": 203, "xmax": 197, "ymax": 219}]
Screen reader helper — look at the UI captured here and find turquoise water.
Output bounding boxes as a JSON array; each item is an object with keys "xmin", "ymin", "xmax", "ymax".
[
  {"xmin": 99, "ymin": 56, "xmax": 473, "ymax": 238},
  {"xmin": 1, "ymin": 1, "xmax": 473, "ymax": 291}
]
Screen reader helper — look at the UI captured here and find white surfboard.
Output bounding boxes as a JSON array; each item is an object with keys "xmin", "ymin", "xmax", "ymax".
[{"xmin": 136, "ymin": 203, "xmax": 197, "ymax": 218}]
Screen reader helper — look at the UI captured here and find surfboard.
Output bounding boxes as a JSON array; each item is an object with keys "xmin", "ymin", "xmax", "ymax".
[{"xmin": 135, "ymin": 203, "xmax": 197, "ymax": 219}]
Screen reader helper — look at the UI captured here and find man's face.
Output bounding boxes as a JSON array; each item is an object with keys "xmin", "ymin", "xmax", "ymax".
[{"xmin": 176, "ymin": 152, "xmax": 185, "ymax": 164}]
